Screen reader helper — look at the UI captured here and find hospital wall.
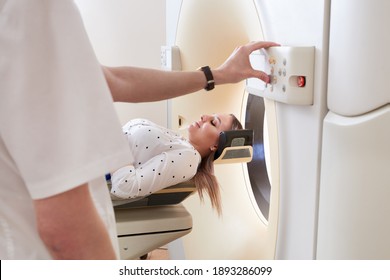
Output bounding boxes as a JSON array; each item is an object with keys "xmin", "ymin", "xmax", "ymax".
[{"xmin": 74, "ymin": 0, "xmax": 168, "ymax": 127}]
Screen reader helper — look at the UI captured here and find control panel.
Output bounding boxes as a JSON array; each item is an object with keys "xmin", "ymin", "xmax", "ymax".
[
  {"xmin": 161, "ymin": 45, "xmax": 181, "ymax": 71},
  {"xmin": 246, "ymin": 46, "xmax": 315, "ymax": 105}
]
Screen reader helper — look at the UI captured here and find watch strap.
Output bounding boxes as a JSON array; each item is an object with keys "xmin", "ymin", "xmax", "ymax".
[{"xmin": 199, "ymin": 66, "xmax": 215, "ymax": 91}]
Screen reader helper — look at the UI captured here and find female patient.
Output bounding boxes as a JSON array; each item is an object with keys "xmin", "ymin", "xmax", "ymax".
[{"xmin": 110, "ymin": 113, "xmax": 242, "ymax": 215}]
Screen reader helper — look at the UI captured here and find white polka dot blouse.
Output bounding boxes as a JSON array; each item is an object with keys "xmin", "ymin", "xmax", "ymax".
[{"xmin": 110, "ymin": 119, "xmax": 201, "ymax": 200}]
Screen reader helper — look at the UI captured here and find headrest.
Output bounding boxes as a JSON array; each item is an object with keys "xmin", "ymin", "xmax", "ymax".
[{"xmin": 214, "ymin": 129, "xmax": 254, "ymax": 164}]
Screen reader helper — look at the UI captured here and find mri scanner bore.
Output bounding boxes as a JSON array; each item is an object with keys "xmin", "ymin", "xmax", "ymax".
[
  {"xmin": 168, "ymin": 0, "xmax": 283, "ymax": 260},
  {"xmin": 245, "ymin": 94, "xmax": 271, "ymax": 220}
]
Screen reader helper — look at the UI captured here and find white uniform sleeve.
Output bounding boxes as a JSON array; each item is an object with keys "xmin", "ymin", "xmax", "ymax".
[
  {"xmin": 111, "ymin": 148, "xmax": 200, "ymax": 199},
  {"xmin": 0, "ymin": 0, "xmax": 131, "ymax": 199}
]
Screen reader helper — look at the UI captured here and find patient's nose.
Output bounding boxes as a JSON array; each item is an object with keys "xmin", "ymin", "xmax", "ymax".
[{"xmin": 201, "ymin": 115, "xmax": 211, "ymax": 122}]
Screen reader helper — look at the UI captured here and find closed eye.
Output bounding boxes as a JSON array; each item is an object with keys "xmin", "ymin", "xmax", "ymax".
[{"xmin": 212, "ymin": 115, "xmax": 221, "ymax": 127}]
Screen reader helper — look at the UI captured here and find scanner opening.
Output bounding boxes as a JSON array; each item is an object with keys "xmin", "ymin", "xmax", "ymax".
[{"xmin": 245, "ymin": 94, "xmax": 271, "ymax": 221}]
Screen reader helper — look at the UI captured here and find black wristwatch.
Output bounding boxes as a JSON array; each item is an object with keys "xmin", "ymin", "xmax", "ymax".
[{"xmin": 198, "ymin": 66, "xmax": 215, "ymax": 91}]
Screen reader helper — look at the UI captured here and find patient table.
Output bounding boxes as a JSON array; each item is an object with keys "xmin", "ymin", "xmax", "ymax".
[{"xmin": 113, "ymin": 181, "xmax": 195, "ymax": 259}]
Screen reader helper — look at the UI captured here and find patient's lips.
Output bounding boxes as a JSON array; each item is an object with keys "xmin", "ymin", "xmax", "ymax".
[
  {"xmin": 191, "ymin": 121, "xmax": 200, "ymax": 128},
  {"xmin": 189, "ymin": 120, "xmax": 201, "ymax": 130}
]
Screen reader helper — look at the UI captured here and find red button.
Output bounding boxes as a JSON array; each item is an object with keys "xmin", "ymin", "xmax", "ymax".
[{"xmin": 297, "ymin": 76, "xmax": 306, "ymax": 87}]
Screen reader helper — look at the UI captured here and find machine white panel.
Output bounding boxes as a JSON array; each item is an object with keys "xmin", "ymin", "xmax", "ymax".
[
  {"xmin": 171, "ymin": 0, "xmax": 280, "ymax": 259},
  {"xmin": 327, "ymin": 0, "xmax": 390, "ymax": 116},
  {"xmin": 168, "ymin": 0, "xmax": 330, "ymax": 260},
  {"xmin": 317, "ymin": 106, "xmax": 390, "ymax": 259},
  {"xmin": 247, "ymin": 46, "xmax": 315, "ymax": 106},
  {"xmin": 255, "ymin": 0, "xmax": 330, "ymax": 259}
]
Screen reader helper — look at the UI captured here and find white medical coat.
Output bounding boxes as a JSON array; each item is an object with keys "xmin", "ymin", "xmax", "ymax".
[{"xmin": 0, "ymin": 0, "xmax": 130, "ymax": 259}]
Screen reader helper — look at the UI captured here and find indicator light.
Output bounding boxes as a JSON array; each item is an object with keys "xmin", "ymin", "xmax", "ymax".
[{"xmin": 297, "ymin": 76, "xmax": 306, "ymax": 87}]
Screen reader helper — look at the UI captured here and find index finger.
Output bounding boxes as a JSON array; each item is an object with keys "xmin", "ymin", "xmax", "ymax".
[{"xmin": 246, "ymin": 41, "xmax": 280, "ymax": 52}]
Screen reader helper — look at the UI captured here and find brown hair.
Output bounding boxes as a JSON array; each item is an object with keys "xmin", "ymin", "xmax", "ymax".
[{"xmin": 193, "ymin": 114, "xmax": 243, "ymax": 216}]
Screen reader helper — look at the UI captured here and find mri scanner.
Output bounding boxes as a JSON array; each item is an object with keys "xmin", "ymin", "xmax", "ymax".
[{"xmin": 114, "ymin": 0, "xmax": 390, "ymax": 260}]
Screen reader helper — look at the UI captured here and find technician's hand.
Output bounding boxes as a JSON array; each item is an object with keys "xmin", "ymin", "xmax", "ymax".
[{"xmin": 213, "ymin": 41, "xmax": 280, "ymax": 85}]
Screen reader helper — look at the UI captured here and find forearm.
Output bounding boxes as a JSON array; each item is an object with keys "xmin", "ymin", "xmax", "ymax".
[
  {"xmin": 34, "ymin": 184, "xmax": 117, "ymax": 259},
  {"xmin": 103, "ymin": 41, "xmax": 279, "ymax": 103},
  {"xmin": 103, "ymin": 66, "xmax": 208, "ymax": 103}
]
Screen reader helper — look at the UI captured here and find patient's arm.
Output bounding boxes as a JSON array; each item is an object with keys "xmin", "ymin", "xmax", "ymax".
[{"xmin": 34, "ymin": 184, "xmax": 117, "ymax": 259}]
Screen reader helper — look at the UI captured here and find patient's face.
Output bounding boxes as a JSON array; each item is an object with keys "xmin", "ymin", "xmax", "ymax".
[{"xmin": 188, "ymin": 113, "xmax": 233, "ymax": 154}]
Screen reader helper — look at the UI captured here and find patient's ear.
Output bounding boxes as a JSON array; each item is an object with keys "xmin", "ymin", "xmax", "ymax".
[{"xmin": 210, "ymin": 145, "xmax": 218, "ymax": 152}]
